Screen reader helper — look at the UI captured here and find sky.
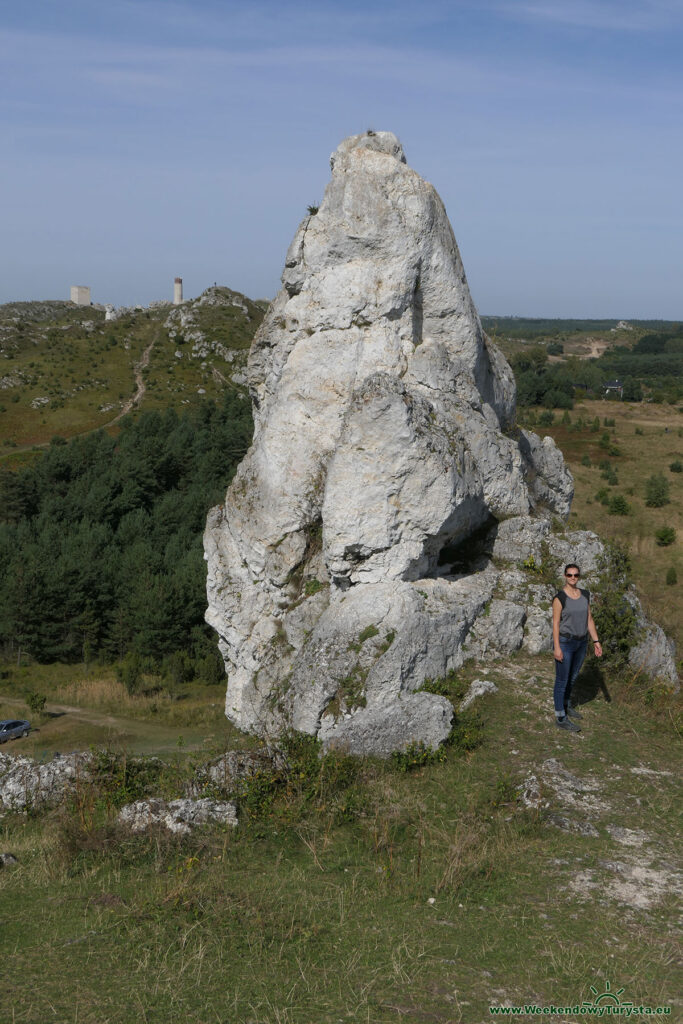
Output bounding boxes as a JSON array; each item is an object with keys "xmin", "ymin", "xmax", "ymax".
[{"xmin": 2, "ymin": 0, "xmax": 682, "ymax": 317}]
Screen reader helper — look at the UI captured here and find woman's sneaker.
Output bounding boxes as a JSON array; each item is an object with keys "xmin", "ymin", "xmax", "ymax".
[
  {"xmin": 566, "ymin": 705, "xmax": 583, "ymax": 720},
  {"xmin": 556, "ymin": 716, "xmax": 581, "ymax": 733}
]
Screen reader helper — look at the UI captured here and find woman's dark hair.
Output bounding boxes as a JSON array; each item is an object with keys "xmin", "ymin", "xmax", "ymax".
[{"xmin": 564, "ymin": 563, "xmax": 580, "ymax": 575}]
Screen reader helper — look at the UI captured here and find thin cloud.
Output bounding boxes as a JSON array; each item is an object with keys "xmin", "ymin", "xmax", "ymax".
[{"xmin": 499, "ymin": 0, "xmax": 683, "ymax": 32}]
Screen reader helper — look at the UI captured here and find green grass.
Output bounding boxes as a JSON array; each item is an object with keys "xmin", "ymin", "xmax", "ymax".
[
  {"xmin": 0, "ymin": 289, "xmax": 265, "ymax": 455},
  {"xmin": 525, "ymin": 398, "xmax": 682, "ymax": 652},
  {"xmin": 0, "ymin": 664, "xmax": 249, "ymax": 757},
  {"xmin": 1, "ymin": 652, "xmax": 680, "ymax": 1023}
]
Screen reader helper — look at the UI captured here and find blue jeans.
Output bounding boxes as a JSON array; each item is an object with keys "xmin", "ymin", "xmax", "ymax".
[{"xmin": 553, "ymin": 636, "xmax": 587, "ymax": 715}]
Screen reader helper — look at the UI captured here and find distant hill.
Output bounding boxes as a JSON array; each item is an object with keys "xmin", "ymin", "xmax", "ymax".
[
  {"xmin": 480, "ymin": 316, "xmax": 679, "ymax": 339},
  {"xmin": 0, "ymin": 286, "xmax": 267, "ymax": 462}
]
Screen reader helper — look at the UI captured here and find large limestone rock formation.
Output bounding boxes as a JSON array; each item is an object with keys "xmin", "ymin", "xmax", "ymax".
[{"xmin": 204, "ymin": 131, "xmax": 578, "ymax": 754}]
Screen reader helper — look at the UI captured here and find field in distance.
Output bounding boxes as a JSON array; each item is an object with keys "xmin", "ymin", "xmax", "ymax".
[{"xmin": 523, "ymin": 398, "xmax": 682, "ymax": 651}]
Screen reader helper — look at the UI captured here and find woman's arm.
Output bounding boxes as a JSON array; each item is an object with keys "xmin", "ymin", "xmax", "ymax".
[
  {"xmin": 552, "ymin": 597, "xmax": 563, "ymax": 661},
  {"xmin": 587, "ymin": 608, "xmax": 602, "ymax": 658}
]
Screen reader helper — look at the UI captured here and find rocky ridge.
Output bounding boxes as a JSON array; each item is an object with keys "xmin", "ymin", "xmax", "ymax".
[
  {"xmin": 203, "ymin": 131, "xmax": 678, "ymax": 756},
  {"xmin": 164, "ymin": 286, "xmax": 266, "ymax": 386}
]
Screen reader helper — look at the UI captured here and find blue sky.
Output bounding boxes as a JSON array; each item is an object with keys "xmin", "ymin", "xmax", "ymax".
[{"xmin": 2, "ymin": 0, "xmax": 682, "ymax": 316}]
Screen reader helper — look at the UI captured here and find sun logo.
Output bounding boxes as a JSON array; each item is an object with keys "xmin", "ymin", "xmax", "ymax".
[{"xmin": 584, "ymin": 980, "xmax": 632, "ymax": 1009}]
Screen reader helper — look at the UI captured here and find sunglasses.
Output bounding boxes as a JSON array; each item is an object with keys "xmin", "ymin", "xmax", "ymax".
[{"xmin": 565, "ymin": 572, "xmax": 580, "ymax": 578}]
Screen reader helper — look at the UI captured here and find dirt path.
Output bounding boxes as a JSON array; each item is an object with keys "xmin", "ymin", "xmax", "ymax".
[
  {"xmin": 0, "ymin": 693, "xmax": 216, "ymax": 755},
  {"xmin": 3, "ymin": 693, "xmax": 142, "ymax": 730},
  {"xmin": 110, "ymin": 335, "xmax": 156, "ymax": 423},
  {"xmin": 587, "ymin": 337, "xmax": 610, "ymax": 359}
]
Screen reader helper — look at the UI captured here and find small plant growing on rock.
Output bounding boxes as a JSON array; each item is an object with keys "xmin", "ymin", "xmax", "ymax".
[
  {"xmin": 418, "ymin": 670, "xmax": 466, "ymax": 701},
  {"xmin": 357, "ymin": 624, "xmax": 379, "ymax": 644},
  {"xmin": 378, "ymin": 630, "xmax": 395, "ymax": 653}
]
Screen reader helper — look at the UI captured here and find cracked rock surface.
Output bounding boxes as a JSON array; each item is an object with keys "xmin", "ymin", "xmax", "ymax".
[{"xmin": 203, "ymin": 130, "xmax": 673, "ymax": 756}]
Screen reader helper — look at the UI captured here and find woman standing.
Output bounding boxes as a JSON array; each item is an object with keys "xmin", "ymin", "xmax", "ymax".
[{"xmin": 552, "ymin": 564, "xmax": 602, "ymax": 732}]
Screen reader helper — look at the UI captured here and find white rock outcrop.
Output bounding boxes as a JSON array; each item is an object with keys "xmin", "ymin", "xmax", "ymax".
[
  {"xmin": 0, "ymin": 751, "xmax": 92, "ymax": 813},
  {"xmin": 204, "ymin": 131, "xmax": 673, "ymax": 755},
  {"xmin": 118, "ymin": 798, "xmax": 237, "ymax": 835}
]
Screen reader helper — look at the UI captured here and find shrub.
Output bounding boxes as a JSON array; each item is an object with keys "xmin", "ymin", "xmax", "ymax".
[
  {"xmin": 581, "ymin": 454, "xmax": 591, "ymax": 467},
  {"xmin": 418, "ymin": 670, "xmax": 466, "ymax": 701},
  {"xmin": 538, "ymin": 410, "xmax": 554, "ymax": 427},
  {"xmin": 447, "ymin": 709, "xmax": 485, "ymax": 753},
  {"xmin": 194, "ymin": 651, "xmax": 224, "ymax": 686},
  {"xmin": 162, "ymin": 650, "xmax": 193, "ymax": 687},
  {"xmin": 645, "ymin": 473, "xmax": 671, "ymax": 507},
  {"xmin": 595, "ymin": 488, "xmax": 610, "ymax": 506},
  {"xmin": 25, "ymin": 691, "xmax": 47, "ymax": 715},
  {"xmin": 655, "ymin": 527, "xmax": 676, "ymax": 547},
  {"xmin": 591, "ymin": 543, "xmax": 639, "ymax": 670},
  {"xmin": 391, "ymin": 741, "xmax": 446, "ymax": 773},
  {"xmin": 116, "ymin": 651, "xmax": 143, "ymax": 695},
  {"xmin": 635, "ymin": 426, "xmax": 644, "ymax": 436},
  {"xmin": 590, "ymin": 417, "xmax": 600, "ymax": 432},
  {"xmin": 608, "ymin": 494, "xmax": 630, "ymax": 516},
  {"xmin": 666, "ymin": 567, "xmax": 677, "ymax": 586},
  {"xmin": 669, "ymin": 460, "xmax": 682, "ymax": 473},
  {"xmin": 561, "ymin": 411, "xmax": 571, "ymax": 425}
]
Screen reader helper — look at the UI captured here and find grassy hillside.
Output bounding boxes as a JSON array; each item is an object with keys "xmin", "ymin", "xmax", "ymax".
[
  {"xmin": 0, "ymin": 287, "xmax": 266, "ymax": 462},
  {"xmin": 0, "ymin": 305, "xmax": 679, "ymax": 1022},
  {"xmin": 0, "ymin": 652, "xmax": 679, "ymax": 1023},
  {"xmin": 0, "ymin": 296, "xmax": 679, "ymax": 678},
  {"xmin": 522, "ymin": 399, "xmax": 682, "ymax": 652}
]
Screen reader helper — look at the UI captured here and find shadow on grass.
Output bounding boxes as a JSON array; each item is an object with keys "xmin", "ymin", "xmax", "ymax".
[{"xmin": 573, "ymin": 662, "xmax": 612, "ymax": 706}]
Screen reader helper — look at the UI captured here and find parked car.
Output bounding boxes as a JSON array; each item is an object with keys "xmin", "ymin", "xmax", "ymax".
[{"xmin": 0, "ymin": 719, "xmax": 31, "ymax": 743}]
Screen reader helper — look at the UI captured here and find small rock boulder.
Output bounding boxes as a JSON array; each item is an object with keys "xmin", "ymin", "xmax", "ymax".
[
  {"xmin": 119, "ymin": 798, "xmax": 237, "ymax": 835},
  {"xmin": 0, "ymin": 752, "xmax": 92, "ymax": 813}
]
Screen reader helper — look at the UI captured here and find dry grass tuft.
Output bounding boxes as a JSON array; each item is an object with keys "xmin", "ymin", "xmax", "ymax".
[{"xmin": 53, "ymin": 676, "xmax": 172, "ymax": 714}]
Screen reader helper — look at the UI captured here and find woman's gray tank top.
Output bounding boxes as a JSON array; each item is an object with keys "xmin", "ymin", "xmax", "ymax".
[{"xmin": 556, "ymin": 589, "xmax": 589, "ymax": 639}]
